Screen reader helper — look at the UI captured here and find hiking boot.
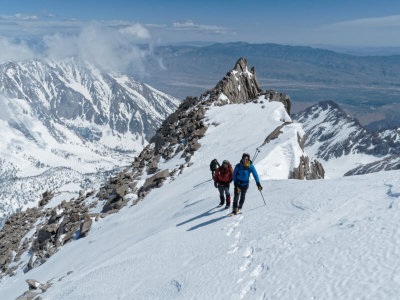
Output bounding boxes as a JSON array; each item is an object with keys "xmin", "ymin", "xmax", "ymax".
[
  {"xmin": 231, "ymin": 208, "xmax": 238, "ymax": 215},
  {"xmin": 224, "ymin": 203, "xmax": 230, "ymax": 209},
  {"xmin": 218, "ymin": 201, "xmax": 224, "ymax": 207}
]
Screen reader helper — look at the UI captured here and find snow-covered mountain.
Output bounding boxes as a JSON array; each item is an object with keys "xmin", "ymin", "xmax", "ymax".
[
  {"xmin": 293, "ymin": 101, "xmax": 400, "ymax": 177},
  {"xmin": 0, "ymin": 57, "xmax": 179, "ymax": 223},
  {"xmin": 0, "ymin": 57, "xmax": 324, "ymax": 289},
  {"xmin": 1, "ymin": 58, "xmax": 400, "ymax": 300}
]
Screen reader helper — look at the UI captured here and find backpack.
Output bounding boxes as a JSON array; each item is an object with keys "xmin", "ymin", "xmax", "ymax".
[{"xmin": 210, "ymin": 159, "xmax": 219, "ymax": 171}]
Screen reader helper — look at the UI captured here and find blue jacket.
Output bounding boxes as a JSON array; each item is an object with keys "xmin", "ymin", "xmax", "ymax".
[{"xmin": 233, "ymin": 161, "xmax": 260, "ymax": 187}]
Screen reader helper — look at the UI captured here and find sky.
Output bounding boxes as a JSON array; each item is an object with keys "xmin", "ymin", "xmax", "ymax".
[{"xmin": 1, "ymin": 0, "xmax": 400, "ymax": 73}]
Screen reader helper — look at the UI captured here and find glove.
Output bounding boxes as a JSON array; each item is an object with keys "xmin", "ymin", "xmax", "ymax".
[
  {"xmin": 214, "ymin": 181, "xmax": 218, "ymax": 188},
  {"xmin": 257, "ymin": 182, "xmax": 263, "ymax": 191},
  {"xmin": 235, "ymin": 184, "xmax": 241, "ymax": 194}
]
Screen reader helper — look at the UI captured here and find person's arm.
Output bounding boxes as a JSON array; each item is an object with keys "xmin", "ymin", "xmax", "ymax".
[
  {"xmin": 233, "ymin": 165, "xmax": 238, "ymax": 184},
  {"xmin": 250, "ymin": 164, "xmax": 260, "ymax": 183},
  {"xmin": 251, "ymin": 164, "xmax": 263, "ymax": 190},
  {"xmin": 213, "ymin": 168, "xmax": 219, "ymax": 188},
  {"xmin": 229, "ymin": 167, "xmax": 233, "ymax": 183}
]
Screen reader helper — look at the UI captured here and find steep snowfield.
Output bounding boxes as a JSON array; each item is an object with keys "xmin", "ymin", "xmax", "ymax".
[{"xmin": 2, "ymin": 101, "xmax": 399, "ymax": 299}]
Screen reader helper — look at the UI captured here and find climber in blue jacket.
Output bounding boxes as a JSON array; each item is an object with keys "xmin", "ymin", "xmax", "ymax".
[{"xmin": 231, "ymin": 153, "xmax": 262, "ymax": 214}]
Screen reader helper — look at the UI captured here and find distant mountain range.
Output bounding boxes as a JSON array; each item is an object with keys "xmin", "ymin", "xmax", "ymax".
[
  {"xmin": 0, "ymin": 57, "xmax": 178, "ymax": 222},
  {"xmin": 143, "ymin": 42, "xmax": 400, "ymax": 129}
]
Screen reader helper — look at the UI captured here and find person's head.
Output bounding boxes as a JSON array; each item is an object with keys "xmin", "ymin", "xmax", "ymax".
[
  {"xmin": 241, "ymin": 153, "xmax": 250, "ymax": 166},
  {"xmin": 222, "ymin": 160, "xmax": 229, "ymax": 169}
]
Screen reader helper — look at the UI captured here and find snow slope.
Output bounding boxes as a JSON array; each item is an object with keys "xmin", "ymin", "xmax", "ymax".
[{"xmin": 2, "ymin": 100, "xmax": 399, "ymax": 299}]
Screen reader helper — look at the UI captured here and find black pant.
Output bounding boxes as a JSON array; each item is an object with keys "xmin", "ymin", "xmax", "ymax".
[
  {"xmin": 233, "ymin": 184, "xmax": 249, "ymax": 209},
  {"xmin": 218, "ymin": 185, "xmax": 230, "ymax": 204}
]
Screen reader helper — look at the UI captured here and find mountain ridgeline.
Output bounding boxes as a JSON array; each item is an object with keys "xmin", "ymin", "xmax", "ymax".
[{"xmin": 0, "ymin": 57, "xmax": 324, "ymax": 282}]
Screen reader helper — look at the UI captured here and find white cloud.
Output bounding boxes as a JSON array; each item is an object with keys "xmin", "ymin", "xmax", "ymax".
[
  {"xmin": 43, "ymin": 22, "xmax": 151, "ymax": 75},
  {"xmin": 119, "ymin": 24, "xmax": 150, "ymax": 39},
  {"xmin": 0, "ymin": 38, "xmax": 36, "ymax": 63},
  {"xmin": 14, "ymin": 13, "xmax": 39, "ymax": 21},
  {"xmin": 323, "ymin": 15, "xmax": 400, "ymax": 29},
  {"xmin": 172, "ymin": 20, "xmax": 226, "ymax": 33},
  {"xmin": 314, "ymin": 14, "xmax": 400, "ymax": 46}
]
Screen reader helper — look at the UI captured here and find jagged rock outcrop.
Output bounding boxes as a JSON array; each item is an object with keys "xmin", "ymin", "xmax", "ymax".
[
  {"xmin": 0, "ymin": 207, "xmax": 45, "ymax": 277},
  {"xmin": 0, "ymin": 191, "xmax": 98, "ymax": 278},
  {"xmin": 290, "ymin": 156, "xmax": 325, "ymax": 180},
  {"xmin": 39, "ymin": 191, "xmax": 54, "ymax": 207},
  {"xmin": 262, "ymin": 122, "xmax": 292, "ymax": 145},
  {"xmin": 203, "ymin": 57, "xmax": 261, "ymax": 104},
  {"xmin": 15, "ymin": 278, "xmax": 53, "ymax": 299}
]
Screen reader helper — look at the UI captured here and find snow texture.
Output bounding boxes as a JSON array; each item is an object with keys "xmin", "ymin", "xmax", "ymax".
[{"xmin": 2, "ymin": 99, "xmax": 396, "ymax": 299}]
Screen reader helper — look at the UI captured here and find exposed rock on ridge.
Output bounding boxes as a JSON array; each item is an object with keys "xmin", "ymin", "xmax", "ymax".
[{"xmin": 290, "ymin": 156, "xmax": 325, "ymax": 180}]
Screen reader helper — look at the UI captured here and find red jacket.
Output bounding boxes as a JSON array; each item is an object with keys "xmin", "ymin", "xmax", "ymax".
[{"xmin": 213, "ymin": 164, "xmax": 233, "ymax": 186}]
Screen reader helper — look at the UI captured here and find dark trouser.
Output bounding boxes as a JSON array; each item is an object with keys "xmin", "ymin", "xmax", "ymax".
[
  {"xmin": 218, "ymin": 185, "xmax": 231, "ymax": 205},
  {"xmin": 233, "ymin": 184, "xmax": 249, "ymax": 209}
]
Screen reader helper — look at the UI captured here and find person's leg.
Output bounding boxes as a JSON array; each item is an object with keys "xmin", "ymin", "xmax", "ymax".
[
  {"xmin": 218, "ymin": 186, "xmax": 225, "ymax": 205},
  {"xmin": 225, "ymin": 185, "xmax": 231, "ymax": 207},
  {"xmin": 238, "ymin": 185, "xmax": 249, "ymax": 209},
  {"xmin": 233, "ymin": 185, "xmax": 240, "ymax": 210}
]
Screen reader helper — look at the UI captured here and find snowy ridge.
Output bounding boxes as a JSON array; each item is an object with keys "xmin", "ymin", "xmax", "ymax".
[
  {"xmin": 1, "ymin": 99, "xmax": 400, "ymax": 298},
  {"xmin": 0, "ymin": 58, "xmax": 327, "ymax": 298},
  {"xmin": 0, "ymin": 57, "xmax": 179, "ymax": 221},
  {"xmin": 293, "ymin": 101, "xmax": 400, "ymax": 177}
]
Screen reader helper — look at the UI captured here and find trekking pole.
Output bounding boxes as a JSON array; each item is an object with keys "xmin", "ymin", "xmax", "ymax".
[
  {"xmin": 259, "ymin": 190, "xmax": 266, "ymax": 206},
  {"xmin": 193, "ymin": 179, "xmax": 213, "ymax": 188},
  {"xmin": 252, "ymin": 147, "xmax": 261, "ymax": 162}
]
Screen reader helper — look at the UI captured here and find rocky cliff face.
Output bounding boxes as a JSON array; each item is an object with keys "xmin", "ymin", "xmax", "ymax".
[{"xmin": 0, "ymin": 57, "xmax": 324, "ymax": 280}]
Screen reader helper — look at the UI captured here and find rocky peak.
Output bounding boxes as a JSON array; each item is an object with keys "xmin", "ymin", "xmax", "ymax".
[{"xmin": 200, "ymin": 57, "xmax": 262, "ymax": 105}]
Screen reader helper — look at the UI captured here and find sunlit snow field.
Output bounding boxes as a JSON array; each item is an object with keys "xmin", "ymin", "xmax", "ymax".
[{"xmin": 2, "ymin": 102, "xmax": 400, "ymax": 299}]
